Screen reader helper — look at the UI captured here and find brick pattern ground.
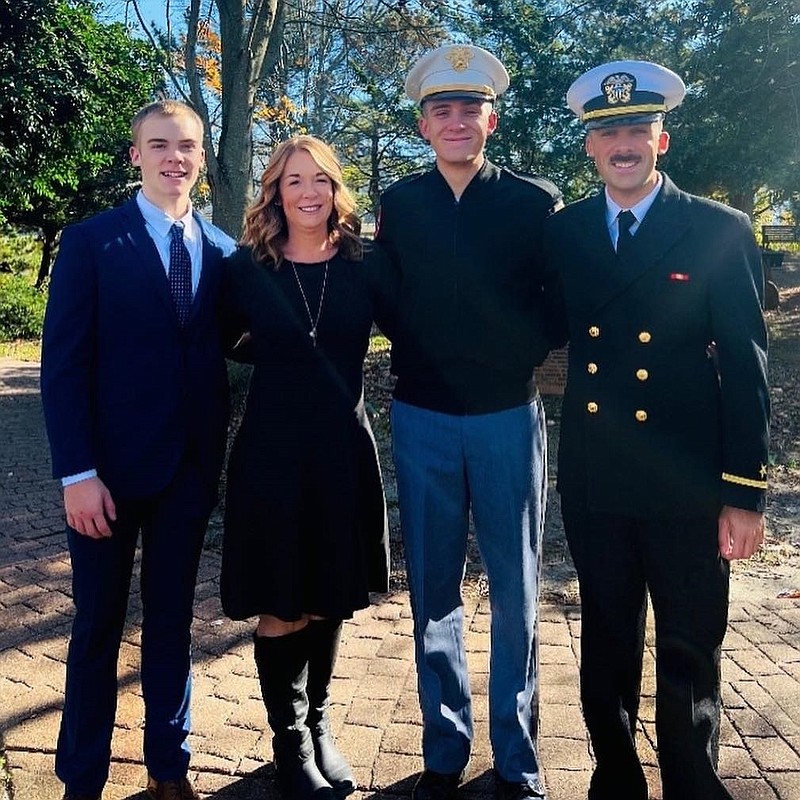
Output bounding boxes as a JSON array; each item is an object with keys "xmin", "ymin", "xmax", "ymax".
[{"xmin": 1, "ymin": 358, "xmax": 798, "ymax": 800}]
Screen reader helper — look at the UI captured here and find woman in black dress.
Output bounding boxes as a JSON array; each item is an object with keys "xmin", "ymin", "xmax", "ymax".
[{"xmin": 221, "ymin": 136, "xmax": 389, "ymax": 800}]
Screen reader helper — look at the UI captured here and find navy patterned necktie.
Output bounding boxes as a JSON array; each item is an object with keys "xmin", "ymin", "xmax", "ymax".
[
  {"xmin": 616, "ymin": 210, "xmax": 636, "ymax": 256},
  {"xmin": 169, "ymin": 222, "xmax": 193, "ymax": 326}
]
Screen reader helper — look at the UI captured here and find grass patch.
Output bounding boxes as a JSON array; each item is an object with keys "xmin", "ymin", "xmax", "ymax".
[{"xmin": 0, "ymin": 339, "xmax": 41, "ymax": 361}]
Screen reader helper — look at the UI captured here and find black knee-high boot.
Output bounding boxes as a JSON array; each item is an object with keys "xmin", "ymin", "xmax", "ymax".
[
  {"xmin": 252, "ymin": 629, "xmax": 336, "ymax": 800},
  {"xmin": 305, "ymin": 619, "xmax": 356, "ymax": 798}
]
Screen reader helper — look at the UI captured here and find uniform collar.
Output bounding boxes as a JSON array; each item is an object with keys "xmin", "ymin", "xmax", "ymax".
[{"xmin": 604, "ymin": 171, "xmax": 663, "ymax": 230}]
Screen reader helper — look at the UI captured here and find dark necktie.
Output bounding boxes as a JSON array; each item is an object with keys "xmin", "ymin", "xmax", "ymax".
[
  {"xmin": 169, "ymin": 222, "xmax": 193, "ymax": 326},
  {"xmin": 617, "ymin": 209, "xmax": 636, "ymax": 256}
]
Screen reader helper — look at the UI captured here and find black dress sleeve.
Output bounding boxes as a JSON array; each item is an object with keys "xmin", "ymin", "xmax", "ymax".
[{"xmin": 362, "ymin": 239, "xmax": 400, "ymax": 341}]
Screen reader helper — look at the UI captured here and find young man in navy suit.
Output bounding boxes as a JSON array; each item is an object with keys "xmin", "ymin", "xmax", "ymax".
[{"xmin": 41, "ymin": 100, "xmax": 236, "ymax": 800}]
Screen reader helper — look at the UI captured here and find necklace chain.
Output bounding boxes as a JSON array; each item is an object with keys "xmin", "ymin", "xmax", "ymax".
[{"xmin": 290, "ymin": 260, "xmax": 329, "ymax": 347}]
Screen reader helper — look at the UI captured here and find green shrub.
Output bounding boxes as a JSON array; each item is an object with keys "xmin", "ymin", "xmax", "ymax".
[
  {"xmin": 0, "ymin": 230, "xmax": 41, "ymax": 273},
  {"xmin": 0, "ymin": 273, "xmax": 47, "ymax": 341}
]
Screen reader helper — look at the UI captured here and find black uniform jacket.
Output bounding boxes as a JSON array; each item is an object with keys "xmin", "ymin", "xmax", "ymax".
[
  {"xmin": 376, "ymin": 159, "xmax": 563, "ymax": 414},
  {"xmin": 544, "ymin": 174, "xmax": 769, "ymax": 517}
]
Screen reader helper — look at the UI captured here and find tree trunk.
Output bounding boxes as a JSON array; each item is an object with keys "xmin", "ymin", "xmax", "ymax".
[
  {"xmin": 728, "ymin": 189, "xmax": 755, "ymax": 219},
  {"xmin": 185, "ymin": 0, "xmax": 286, "ymax": 238},
  {"xmin": 35, "ymin": 226, "xmax": 60, "ymax": 287},
  {"xmin": 369, "ymin": 123, "xmax": 381, "ymax": 221}
]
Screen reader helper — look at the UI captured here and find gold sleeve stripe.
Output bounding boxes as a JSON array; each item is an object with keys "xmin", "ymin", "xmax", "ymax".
[{"xmin": 722, "ymin": 472, "xmax": 768, "ymax": 490}]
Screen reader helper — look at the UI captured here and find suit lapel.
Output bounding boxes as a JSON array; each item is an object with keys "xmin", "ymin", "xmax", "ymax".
[
  {"xmin": 119, "ymin": 199, "xmax": 176, "ymax": 319},
  {"xmin": 188, "ymin": 215, "xmax": 221, "ymax": 325},
  {"xmin": 570, "ymin": 194, "xmax": 621, "ymax": 313},
  {"xmin": 628, "ymin": 174, "xmax": 691, "ymax": 273},
  {"xmin": 588, "ymin": 174, "xmax": 691, "ymax": 313}
]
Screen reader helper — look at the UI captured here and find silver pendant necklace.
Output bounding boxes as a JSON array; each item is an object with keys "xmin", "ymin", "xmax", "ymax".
[{"xmin": 290, "ymin": 260, "xmax": 329, "ymax": 347}]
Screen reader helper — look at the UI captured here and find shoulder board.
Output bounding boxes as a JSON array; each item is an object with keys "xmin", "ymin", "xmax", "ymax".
[
  {"xmin": 381, "ymin": 171, "xmax": 428, "ymax": 197},
  {"xmin": 501, "ymin": 167, "xmax": 562, "ymax": 202}
]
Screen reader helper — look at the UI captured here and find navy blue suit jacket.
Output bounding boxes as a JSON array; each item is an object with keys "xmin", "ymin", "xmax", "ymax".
[{"xmin": 42, "ymin": 198, "xmax": 236, "ymax": 503}]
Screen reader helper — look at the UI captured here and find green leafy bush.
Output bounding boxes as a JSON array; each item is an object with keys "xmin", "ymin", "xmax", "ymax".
[
  {"xmin": 0, "ymin": 231, "xmax": 41, "ymax": 273},
  {"xmin": 0, "ymin": 273, "xmax": 46, "ymax": 340}
]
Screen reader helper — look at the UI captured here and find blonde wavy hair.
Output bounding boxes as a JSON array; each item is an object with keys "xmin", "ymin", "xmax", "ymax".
[{"xmin": 241, "ymin": 135, "xmax": 362, "ymax": 267}]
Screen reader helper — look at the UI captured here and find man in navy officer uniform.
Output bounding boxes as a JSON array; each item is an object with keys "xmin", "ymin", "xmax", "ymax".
[
  {"xmin": 543, "ymin": 61, "xmax": 769, "ymax": 800},
  {"xmin": 376, "ymin": 44, "xmax": 563, "ymax": 800}
]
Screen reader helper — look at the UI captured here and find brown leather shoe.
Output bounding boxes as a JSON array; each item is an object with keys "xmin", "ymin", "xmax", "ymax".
[{"xmin": 146, "ymin": 775, "xmax": 200, "ymax": 800}]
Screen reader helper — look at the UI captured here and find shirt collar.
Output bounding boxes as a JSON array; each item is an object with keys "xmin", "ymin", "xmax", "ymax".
[
  {"xmin": 604, "ymin": 172, "xmax": 663, "ymax": 230},
  {"xmin": 136, "ymin": 190, "xmax": 197, "ymax": 241}
]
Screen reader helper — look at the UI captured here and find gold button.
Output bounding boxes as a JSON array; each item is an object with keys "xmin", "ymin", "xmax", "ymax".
[
  {"xmin": 587, "ymin": 402, "xmax": 599, "ymax": 414},
  {"xmin": 587, "ymin": 362, "xmax": 598, "ymax": 374},
  {"xmin": 638, "ymin": 331, "xmax": 652, "ymax": 343},
  {"xmin": 635, "ymin": 409, "xmax": 648, "ymax": 422},
  {"xmin": 636, "ymin": 369, "xmax": 649, "ymax": 381},
  {"xmin": 589, "ymin": 326, "xmax": 600, "ymax": 338}
]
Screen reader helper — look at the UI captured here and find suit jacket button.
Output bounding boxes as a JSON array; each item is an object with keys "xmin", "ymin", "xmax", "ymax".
[
  {"xmin": 635, "ymin": 409, "xmax": 648, "ymax": 422},
  {"xmin": 636, "ymin": 369, "xmax": 649, "ymax": 381},
  {"xmin": 587, "ymin": 362, "xmax": 598, "ymax": 374},
  {"xmin": 587, "ymin": 402, "xmax": 599, "ymax": 414},
  {"xmin": 589, "ymin": 325, "xmax": 601, "ymax": 338},
  {"xmin": 638, "ymin": 331, "xmax": 652, "ymax": 343}
]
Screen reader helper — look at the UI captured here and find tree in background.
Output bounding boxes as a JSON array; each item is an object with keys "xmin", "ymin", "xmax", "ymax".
[
  {"xmin": 0, "ymin": 0, "xmax": 162, "ymax": 283},
  {"xmin": 465, "ymin": 0, "xmax": 798, "ymax": 215},
  {"xmin": 464, "ymin": 0, "xmax": 690, "ymax": 200},
  {"xmin": 131, "ymin": 0, "xmax": 445, "ymax": 231},
  {"xmin": 272, "ymin": 0, "xmax": 445, "ymax": 218},
  {"xmin": 667, "ymin": 0, "xmax": 800, "ymax": 217},
  {"xmin": 131, "ymin": 0, "xmax": 287, "ymax": 236},
  {"xmin": 124, "ymin": 0, "xmax": 800, "ymax": 223}
]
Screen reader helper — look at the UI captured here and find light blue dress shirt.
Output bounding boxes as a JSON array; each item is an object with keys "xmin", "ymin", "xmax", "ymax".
[{"xmin": 605, "ymin": 172, "xmax": 663, "ymax": 249}]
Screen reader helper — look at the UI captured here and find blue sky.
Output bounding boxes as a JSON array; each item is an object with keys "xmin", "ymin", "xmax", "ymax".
[{"xmin": 99, "ymin": 0, "xmax": 184, "ymax": 32}]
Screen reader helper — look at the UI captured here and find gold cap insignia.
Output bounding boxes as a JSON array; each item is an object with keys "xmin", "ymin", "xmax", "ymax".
[
  {"xmin": 602, "ymin": 72, "xmax": 635, "ymax": 106},
  {"xmin": 446, "ymin": 46, "xmax": 474, "ymax": 72}
]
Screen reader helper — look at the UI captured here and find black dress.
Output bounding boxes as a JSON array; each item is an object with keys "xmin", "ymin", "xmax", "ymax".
[{"xmin": 220, "ymin": 247, "xmax": 389, "ymax": 621}]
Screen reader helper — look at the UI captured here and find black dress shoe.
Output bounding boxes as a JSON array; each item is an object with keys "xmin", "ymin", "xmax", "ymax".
[
  {"xmin": 494, "ymin": 772, "xmax": 546, "ymax": 800},
  {"xmin": 63, "ymin": 793, "xmax": 102, "ymax": 800},
  {"xmin": 412, "ymin": 770, "xmax": 463, "ymax": 800}
]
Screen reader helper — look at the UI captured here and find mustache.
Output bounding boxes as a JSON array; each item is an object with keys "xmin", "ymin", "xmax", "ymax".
[{"xmin": 609, "ymin": 154, "xmax": 641, "ymax": 165}]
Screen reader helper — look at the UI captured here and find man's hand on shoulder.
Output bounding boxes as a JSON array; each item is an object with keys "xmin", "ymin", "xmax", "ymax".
[
  {"xmin": 64, "ymin": 477, "xmax": 117, "ymax": 538},
  {"xmin": 718, "ymin": 505, "xmax": 765, "ymax": 561}
]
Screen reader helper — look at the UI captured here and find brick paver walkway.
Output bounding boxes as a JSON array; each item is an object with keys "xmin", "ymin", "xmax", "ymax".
[{"xmin": 1, "ymin": 358, "xmax": 798, "ymax": 800}]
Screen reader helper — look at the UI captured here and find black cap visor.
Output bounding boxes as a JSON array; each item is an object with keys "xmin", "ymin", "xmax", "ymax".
[{"xmin": 421, "ymin": 89, "xmax": 494, "ymax": 105}]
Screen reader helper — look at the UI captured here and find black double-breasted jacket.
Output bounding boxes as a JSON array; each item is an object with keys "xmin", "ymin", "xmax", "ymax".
[{"xmin": 544, "ymin": 174, "xmax": 769, "ymax": 517}]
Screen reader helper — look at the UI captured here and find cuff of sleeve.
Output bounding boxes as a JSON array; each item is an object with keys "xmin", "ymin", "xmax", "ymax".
[
  {"xmin": 62, "ymin": 469, "xmax": 98, "ymax": 487},
  {"xmin": 720, "ymin": 480, "xmax": 767, "ymax": 513}
]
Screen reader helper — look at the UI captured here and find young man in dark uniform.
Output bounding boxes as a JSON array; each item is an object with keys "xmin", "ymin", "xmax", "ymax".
[
  {"xmin": 543, "ymin": 61, "xmax": 769, "ymax": 800},
  {"xmin": 376, "ymin": 44, "xmax": 563, "ymax": 800}
]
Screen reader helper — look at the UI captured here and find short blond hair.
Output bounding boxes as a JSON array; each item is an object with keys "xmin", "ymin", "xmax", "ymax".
[
  {"xmin": 130, "ymin": 99, "xmax": 204, "ymax": 146},
  {"xmin": 242, "ymin": 136, "xmax": 362, "ymax": 267}
]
